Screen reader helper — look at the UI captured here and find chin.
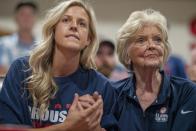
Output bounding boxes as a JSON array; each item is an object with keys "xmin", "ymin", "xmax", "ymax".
[
  {"xmin": 63, "ymin": 43, "xmax": 82, "ymax": 50},
  {"xmin": 144, "ymin": 62, "xmax": 161, "ymax": 68}
]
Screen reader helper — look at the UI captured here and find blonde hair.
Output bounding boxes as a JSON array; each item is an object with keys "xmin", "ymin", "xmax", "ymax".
[
  {"xmin": 27, "ymin": 0, "xmax": 98, "ymax": 117},
  {"xmin": 117, "ymin": 9, "xmax": 171, "ymax": 69}
]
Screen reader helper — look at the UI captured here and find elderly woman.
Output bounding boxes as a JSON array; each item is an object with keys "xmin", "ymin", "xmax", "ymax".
[
  {"xmin": 111, "ymin": 9, "xmax": 196, "ymax": 131},
  {"xmin": 0, "ymin": 0, "xmax": 115, "ymax": 131}
]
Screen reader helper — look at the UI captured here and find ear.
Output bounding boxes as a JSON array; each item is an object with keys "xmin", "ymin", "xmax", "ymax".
[
  {"xmin": 86, "ymin": 35, "xmax": 91, "ymax": 46},
  {"xmin": 125, "ymin": 58, "xmax": 131, "ymax": 65},
  {"xmin": 125, "ymin": 51, "xmax": 131, "ymax": 65}
]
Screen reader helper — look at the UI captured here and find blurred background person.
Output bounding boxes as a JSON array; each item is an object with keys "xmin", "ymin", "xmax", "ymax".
[
  {"xmin": 95, "ymin": 40, "xmax": 116, "ymax": 77},
  {"xmin": 187, "ymin": 44, "xmax": 196, "ymax": 82},
  {"xmin": 95, "ymin": 40, "xmax": 129, "ymax": 81},
  {"xmin": 0, "ymin": 76, "xmax": 3, "ymax": 91},
  {"xmin": 164, "ymin": 55, "xmax": 188, "ymax": 79},
  {"xmin": 0, "ymin": 0, "xmax": 38, "ymax": 76},
  {"xmin": 162, "ymin": 21, "xmax": 188, "ymax": 79}
]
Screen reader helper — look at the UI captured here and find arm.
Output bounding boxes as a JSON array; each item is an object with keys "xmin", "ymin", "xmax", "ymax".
[
  {"xmin": 28, "ymin": 93, "xmax": 103, "ymax": 131},
  {"xmin": 0, "ymin": 59, "xmax": 103, "ymax": 131},
  {"xmin": 0, "ymin": 59, "xmax": 31, "ymax": 124}
]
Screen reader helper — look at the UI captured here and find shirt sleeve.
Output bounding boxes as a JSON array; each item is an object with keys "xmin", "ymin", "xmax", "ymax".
[
  {"xmin": 100, "ymin": 81, "xmax": 119, "ymax": 130},
  {"xmin": 0, "ymin": 59, "xmax": 31, "ymax": 125}
]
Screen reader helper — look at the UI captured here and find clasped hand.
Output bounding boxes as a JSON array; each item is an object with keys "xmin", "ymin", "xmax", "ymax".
[{"xmin": 64, "ymin": 92, "xmax": 105, "ymax": 131}]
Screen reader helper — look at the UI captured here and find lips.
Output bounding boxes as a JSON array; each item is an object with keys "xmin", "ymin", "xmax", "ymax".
[
  {"xmin": 145, "ymin": 54, "xmax": 157, "ymax": 57},
  {"xmin": 144, "ymin": 51, "xmax": 159, "ymax": 57},
  {"xmin": 144, "ymin": 53, "xmax": 159, "ymax": 58},
  {"xmin": 65, "ymin": 34, "xmax": 79, "ymax": 40}
]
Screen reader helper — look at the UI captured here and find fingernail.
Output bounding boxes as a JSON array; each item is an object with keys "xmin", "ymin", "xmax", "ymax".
[
  {"xmin": 94, "ymin": 91, "xmax": 99, "ymax": 95},
  {"xmin": 75, "ymin": 93, "xmax": 78, "ymax": 97}
]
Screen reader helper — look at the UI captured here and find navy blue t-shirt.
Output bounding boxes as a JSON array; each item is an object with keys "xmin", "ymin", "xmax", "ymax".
[
  {"xmin": 110, "ymin": 71, "xmax": 196, "ymax": 131},
  {"xmin": 0, "ymin": 56, "xmax": 116, "ymax": 128}
]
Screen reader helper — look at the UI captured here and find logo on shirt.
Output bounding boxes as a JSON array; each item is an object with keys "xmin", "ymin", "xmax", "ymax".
[
  {"xmin": 29, "ymin": 105, "xmax": 68, "ymax": 128},
  {"xmin": 155, "ymin": 107, "xmax": 168, "ymax": 122},
  {"xmin": 181, "ymin": 110, "xmax": 193, "ymax": 115},
  {"xmin": 160, "ymin": 107, "xmax": 167, "ymax": 114}
]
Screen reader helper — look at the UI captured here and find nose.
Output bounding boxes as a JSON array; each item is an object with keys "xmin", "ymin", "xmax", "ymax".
[
  {"xmin": 70, "ymin": 20, "xmax": 77, "ymax": 31},
  {"xmin": 147, "ymin": 39, "xmax": 156, "ymax": 49}
]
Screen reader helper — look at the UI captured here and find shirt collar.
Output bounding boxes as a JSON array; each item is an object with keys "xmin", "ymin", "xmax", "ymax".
[
  {"xmin": 120, "ymin": 71, "xmax": 171, "ymax": 104},
  {"xmin": 156, "ymin": 71, "xmax": 171, "ymax": 104}
]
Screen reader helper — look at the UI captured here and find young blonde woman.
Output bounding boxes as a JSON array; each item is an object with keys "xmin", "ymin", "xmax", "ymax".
[{"xmin": 0, "ymin": 0, "xmax": 115, "ymax": 131}]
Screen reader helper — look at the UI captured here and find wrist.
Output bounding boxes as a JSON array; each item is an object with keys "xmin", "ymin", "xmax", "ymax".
[{"xmin": 61, "ymin": 118, "xmax": 74, "ymax": 131}]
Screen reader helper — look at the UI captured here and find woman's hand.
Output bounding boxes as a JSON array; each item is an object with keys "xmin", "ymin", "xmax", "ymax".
[
  {"xmin": 79, "ymin": 92, "xmax": 104, "ymax": 131},
  {"xmin": 27, "ymin": 93, "xmax": 104, "ymax": 131},
  {"xmin": 63, "ymin": 93, "xmax": 103, "ymax": 131}
]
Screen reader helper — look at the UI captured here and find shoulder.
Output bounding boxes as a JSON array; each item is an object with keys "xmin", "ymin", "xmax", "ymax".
[
  {"xmin": 170, "ymin": 76, "xmax": 196, "ymax": 91},
  {"xmin": 2, "ymin": 56, "xmax": 30, "ymax": 95},
  {"xmin": 87, "ymin": 69, "xmax": 116, "ymax": 92},
  {"xmin": 7, "ymin": 56, "xmax": 30, "ymax": 78},
  {"xmin": 111, "ymin": 76, "xmax": 132, "ymax": 95},
  {"xmin": 0, "ymin": 34, "xmax": 18, "ymax": 45},
  {"xmin": 10, "ymin": 56, "xmax": 29, "ymax": 70},
  {"xmin": 88, "ymin": 69, "xmax": 109, "ymax": 83},
  {"xmin": 170, "ymin": 76, "xmax": 196, "ymax": 103}
]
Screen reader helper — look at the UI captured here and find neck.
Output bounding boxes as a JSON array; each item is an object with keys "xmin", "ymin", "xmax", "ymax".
[
  {"xmin": 52, "ymin": 46, "xmax": 80, "ymax": 77},
  {"xmin": 134, "ymin": 67, "xmax": 161, "ymax": 94},
  {"xmin": 18, "ymin": 30, "xmax": 33, "ymax": 44}
]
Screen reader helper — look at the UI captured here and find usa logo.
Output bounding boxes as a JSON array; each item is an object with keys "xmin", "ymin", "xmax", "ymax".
[
  {"xmin": 155, "ymin": 107, "xmax": 168, "ymax": 122},
  {"xmin": 160, "ymin": 107, "xmax": 167, "ymax": 114}
]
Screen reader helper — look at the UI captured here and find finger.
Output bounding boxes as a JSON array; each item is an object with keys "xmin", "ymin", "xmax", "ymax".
[
  {"xmin": 93, "ymin": 91, "xmax": 99, "ymax": 101},
  {"xmin": 77, "ymin": 101, "xmax": 84, "ymax": 111},
  {"xmin": 90, "ymin": 106, "xmax": 102, "ymax": 123},
  {"xmin": 101, "ymin": 128, "xmax": 106, "ymax": 131},
  {"xmin": 91, "ymin": 96, "xmax": 103, "ymax": 123},
  {"xmin": 84, "ymin": 97, "xmax": 102, "ymax": 116},
  {"xmin": 79, "ymin": 94, "xmax": 95, "ymax": 105},
  {"xmin": 69, "ymin": 93, "xmax": 79, "ymax": 110},
  {"xmin": 89, "ymin": 120, "xmax": 100, "ymax": 131},
  {"xmin": 97, "ymin": 98, "xmax": 103, "ymax": 123},
  {"xmin": 79, "ymin": 101, "xmax": 92, "ymax": 109}
]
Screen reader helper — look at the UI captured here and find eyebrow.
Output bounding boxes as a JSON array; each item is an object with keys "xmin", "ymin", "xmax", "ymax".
[
  {"xmin": 136, "ymin": 33, "xmax": 162, "ymax": 37},
  {"xmin": 62, "ymin": 15, "xmax": 88, "ymax": 22}
]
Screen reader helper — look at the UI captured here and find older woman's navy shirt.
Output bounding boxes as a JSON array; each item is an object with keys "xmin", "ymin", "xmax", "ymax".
[{"xmin": 111, "ymin": 71, "xmax": 196, "ymax": 131}]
